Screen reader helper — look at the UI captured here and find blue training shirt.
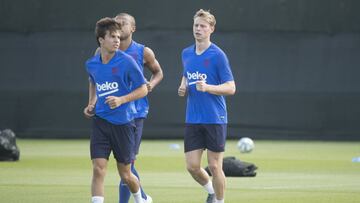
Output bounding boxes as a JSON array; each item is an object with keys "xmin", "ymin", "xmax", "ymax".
[
  {"xmin": 86, "ymin": 50, "xmax": 146, "ymax": 125},
  {"xmin": 125, "ymin": 41, "xmax": 149, "ymax": 118},
  {"xmin": 182, "ymin": 43, "xmax": 234, "ymax": 124}
]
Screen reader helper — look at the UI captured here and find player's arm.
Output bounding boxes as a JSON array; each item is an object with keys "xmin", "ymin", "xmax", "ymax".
[
  {"xmin": 178, "ymin": 76, "xmax": 187, "ymax": 97},
  {"xmin": 105, "ymin": 84, "xmax": 148, "ymax": 109},
  {"xmin": 196, "ymin": 80, "xmax": 236, "ymax": 96},
  {"xmin": 196, "ymin": 51, "xmax": 235, "ymax": 96},
  {"xmin": 88, "ymin": 81, "xmax": 97, "ymax": 105},
  {"xmin": 143, "ymin": 47, "xmax": 163, "ymax": 92},
  {"xmin": 83, "ymin": 80, "xmax": 97, "ymax": 118}
]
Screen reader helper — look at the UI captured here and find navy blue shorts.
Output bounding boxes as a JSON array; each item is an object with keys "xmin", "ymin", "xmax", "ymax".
[
  {"xmin": 184, "ymin": 124, "xmax": 227, "ymax": 153},
  {"xmin": 90, "ymin": 116, "xmax": 136, "ymax": 164},
  {"xmin": 134, "ymin": 118, "xmax": 145, "ymax": 155}
]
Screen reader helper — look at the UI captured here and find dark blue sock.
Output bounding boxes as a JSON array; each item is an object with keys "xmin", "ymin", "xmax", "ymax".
[{"xmin": 119, "ymin": 178, "xmax": 131, "ymax": 203}]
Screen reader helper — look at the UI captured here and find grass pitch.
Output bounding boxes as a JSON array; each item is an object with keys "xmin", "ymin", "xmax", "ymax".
[{"xmin": 0, "ymin": 139, "xmax": 359, "ymax": 203}]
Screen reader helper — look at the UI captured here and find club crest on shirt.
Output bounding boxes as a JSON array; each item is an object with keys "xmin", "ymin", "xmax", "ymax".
[
  {"xmin": 112, "ymin": 67, "xmax": 118, "ymax": 74},
  {"xmin": 203, "ymin": 59, "xmax": 210, "ymax": 67}
]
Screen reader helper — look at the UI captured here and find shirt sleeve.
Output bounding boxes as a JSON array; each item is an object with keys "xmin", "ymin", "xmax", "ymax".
[
  {"xmin": 127, "ymin": 58, "xmax": 146, "ymax": 89},
  {"xmin": 217, "ymin": 51, "xmax": 234, "ymax": 83},
  {"xmin": 85, "ymin": 62, "xmax": 95, "ymax": 84},
  {"xmin": 88, "ymin": 74, "xmax": 95, "ymax": 84}
]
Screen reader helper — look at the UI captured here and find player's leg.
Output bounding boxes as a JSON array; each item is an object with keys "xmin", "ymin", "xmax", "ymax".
[
  {"xmin": 111, "ymin": 121, "xmax": 147, "ymax": 203},
  {"xmin": 185, "ymin": 149, "xmax": 208, "ymax": 184},
  {"xmin": 130, "ymin": 162, "xmax": 150, "ymax": 201},
  {"xmin": 119, "ymin": 118, "xmax": 149, "ymax": 203},
  {"xmin": 132, "ymin": 118, "xmax": 149, "ymax": 200},
  {"xmin": 119, "ymin": 176, "xmax": 131, "ymax": 203},
  {"xmin": 91, "ymin": 158, "xmax": 108, "ymax": 203},
  {"xmin": 90, "ymin": 117, "xmax": 112, "ymax": 203},
  {"xmin": 185, "ymin": 124, "xmax": 215, "ymax": 203},
  {"xmin": 185, "ymin": 149, "xmax": 215, "ymax": 203},
  {"xmin": 119, "ymin": 162, "xmax": 145, "ymax": 203},
  {"xmin": 117, "ymin": 162, "xmax": 143, "ymax": 203},
  {"xmin": 207, "ymin": 151, "xmax": 225, "ymax": 202},
  {"xmin": 205, "ymin": 124, "xmax": 227, "ymax": 203}
]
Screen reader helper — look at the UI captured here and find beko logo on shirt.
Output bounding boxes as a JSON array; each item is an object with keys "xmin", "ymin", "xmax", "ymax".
[
  {"xmin": 96, "ymin": 82, "xmax": 118, "ymax": 91},
  {"xmin": 187, "ymin": 71, "xmax": 207, "ymax": 80},
  {"xmin": 186, "ymin": 71, "xmax": 207, "ymax": 85},
  {"xmin": 96, "ymin": 82, "xmax": 119, "ymax": 97}
]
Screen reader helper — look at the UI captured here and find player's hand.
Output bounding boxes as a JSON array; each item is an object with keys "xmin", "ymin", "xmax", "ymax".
[
  {"xmin": 146, "ymin": 81, "xmax": 154, "ymax": 92},
  {"xmin": 83, "ymin": 104, "xmax": 95, "ymax": 118},
  {"xmin": 196, "ymin": 80, "xmax": 208, "ymax": 92},
  {"xmin": 105, "ymin": 96, "xmax": 125, "ymax": 109},
  {"xmin": 178, "ymin": 85, "xmax": 187, "ymax": 97}
]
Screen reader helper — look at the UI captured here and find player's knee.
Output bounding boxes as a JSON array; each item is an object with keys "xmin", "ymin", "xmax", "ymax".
[
  {"xmin": 120, "ymin": 173, "xmax": 132, "ymax": 185},
  {"xmin": 208, "ymin": 163, "xmax": 221, "ymax": 175},
  {"xmin": 186, "ymin": 164, "xmax": 201, "ymax": 174},
  {"xmin": 93, "ymin": 165, "xmax": 106, "ymax": 178}
]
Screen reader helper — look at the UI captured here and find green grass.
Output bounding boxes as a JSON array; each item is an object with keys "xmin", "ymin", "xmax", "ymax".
[{"xmin": 0, "ymin": 139, "xmax": 359, "ymax": 203}]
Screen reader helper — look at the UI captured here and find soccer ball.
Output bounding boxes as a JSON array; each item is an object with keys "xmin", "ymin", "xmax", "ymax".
[{"xmin": 237, "ymin": 137, "xmax": 254, "ymax": 153}]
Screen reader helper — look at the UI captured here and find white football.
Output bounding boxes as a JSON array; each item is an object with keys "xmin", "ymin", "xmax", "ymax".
[{"xmin": 237, "ymin": 137, "xmax": 255, "ymax": 153}]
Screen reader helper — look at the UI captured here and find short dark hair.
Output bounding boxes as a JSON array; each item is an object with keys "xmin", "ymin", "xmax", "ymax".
[
  {"xmin": 115, "ymin": 13, "xmax": 136, "ymax": 26},
  {"xmin": 95, "ymin": 17, "xmax": 121, "ymax": 46}
]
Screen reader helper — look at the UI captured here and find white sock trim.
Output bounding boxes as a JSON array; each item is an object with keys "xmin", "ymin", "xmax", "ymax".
[
  {"xmin": 203, "ymin": 181, "xmax": 215, "ymax": 194},
  {"xmin": 215, "ymin": 199, "xmax": 224, "ymax": 203},
  {"xmin": 132, "ymin": 188, "xmax": 141, "ymax": 195},
  {"xmin": 132, "ymin": 189, "xmax": 142, "ymax": 203},
  {"xmin": 91, "ymin": 196, "xmax": 104, "ymax": 203}
]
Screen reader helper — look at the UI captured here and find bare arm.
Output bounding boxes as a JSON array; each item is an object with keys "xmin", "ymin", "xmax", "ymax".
[
  {"xmin": 83, "ymin": 80, "xmax": 97, "ymax": 118},
  {"xmin": 178, "ymin": 76, "xmax": 187, "ymax": 97},
  {"xmin": 143, "ymin": 47, "xmax": 163, "ymax": 92},
  {"xmin": 105, "ymin": 84, "xmax": 148, "ymax": 109},
  {"xmin": 196, "ymin": 80, "xmax": 236, "ymax": 96},
  {"xmin": 88, "ymin": 81, "xmax": 97, "ymax": 105}
]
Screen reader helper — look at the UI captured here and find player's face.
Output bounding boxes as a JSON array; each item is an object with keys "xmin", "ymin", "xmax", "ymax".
[
  {"xmin": 115, "ymin": 16, "xmax": 135, "ymax": 41},
  {"xmin": 193, "ymin": 17, "xmax": 214, "ymax": 41},
  {"xmin": 100, "ymin": 30, "xmax": 120, "ymax": 53}
]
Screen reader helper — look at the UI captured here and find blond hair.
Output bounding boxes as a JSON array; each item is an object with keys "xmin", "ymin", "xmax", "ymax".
[{"xmin": 193, "ymin": 9, "xmax": 216, "ymax": 27}]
